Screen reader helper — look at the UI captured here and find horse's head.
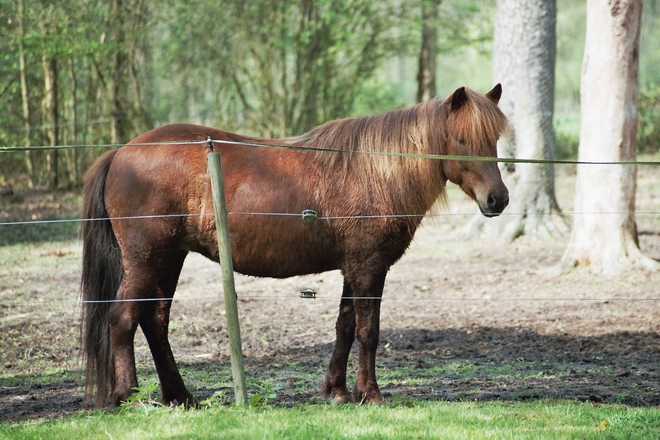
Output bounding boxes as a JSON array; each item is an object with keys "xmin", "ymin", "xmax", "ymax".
[{"xmin": 441, "ymin": 84, "xmax": 509, "ymax": 217}]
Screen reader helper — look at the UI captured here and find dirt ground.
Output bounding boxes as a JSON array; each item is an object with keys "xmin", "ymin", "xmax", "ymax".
[{"xmin": 1, "ymin": 167, "xmax": 660, "ymax": 423}]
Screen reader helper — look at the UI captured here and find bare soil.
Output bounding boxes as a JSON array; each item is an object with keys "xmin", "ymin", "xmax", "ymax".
[{"xmin": 1, "ymin": 167, "xmax": 660, "ymax": 423}]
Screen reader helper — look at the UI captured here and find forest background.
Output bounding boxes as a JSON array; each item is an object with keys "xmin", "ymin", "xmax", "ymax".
[{"xmin": 0, "ymin": 0, "xmax": 659, "ymax": 191}]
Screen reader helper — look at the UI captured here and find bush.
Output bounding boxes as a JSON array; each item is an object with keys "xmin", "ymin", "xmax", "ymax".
[
  {"xmin": 554, "ymin": 130, "xmax": 580, "ymax": 160},
  {"xmin": 638, "ymin": 83, "xmax": 660, "ymax": 154},
  {"xmin": 554, "ymin": 116, "xmax": 580, "ymax": 160}
]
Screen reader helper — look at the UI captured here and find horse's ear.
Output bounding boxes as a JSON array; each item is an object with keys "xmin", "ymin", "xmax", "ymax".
[
  {"xmin": 450, "ymin": 87, "xmax": 467, "ymax": 112},
  {"xmin": 486, "ymin": 83, "xmax": 502, "ymax": 104}
]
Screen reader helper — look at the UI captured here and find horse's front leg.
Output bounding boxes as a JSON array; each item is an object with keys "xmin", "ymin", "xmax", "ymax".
[
  {"xmin": 320, "ymin": 281, "xmax": 356, "ymax": 404},
  {"xmin": 346, "ymin": 263, "xmax": 387, "ymax": 404},
  {"xmin": 353, "ymin": 296, "xmax": 385, "ymax": 403}
]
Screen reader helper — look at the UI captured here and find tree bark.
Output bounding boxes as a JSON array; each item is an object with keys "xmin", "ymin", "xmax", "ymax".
[
  {"xmin": 110, "ymin": 0, "xmax": 127, "ymax": 145},
  {"xmin": 43, "ymin": 56, "xmax": 59, "ymax": 190},
  {"xmin": 417, "ymin": 0, "xmax": 440, "ymax": 103},
  {"xmin": 68, "ymin": 57, "xmax": 79, "ymax": 187},
  {"xmin": 494, "ymin": 0, "xmax": 566, "ymax": 241},
  {"xmin": 41, "ymin": 40, "xmax": 59, "ymax": 190},
  {"xmin": 17, "ymin": 0, "xmax": 34, "ymax": 188},
  {"xmin": 560, "ymin": 0, "xmax": 657, "ymax": 274},
  {"xmin": 450, "ymin": 0, "xmax": 566, "ymax": 241}
]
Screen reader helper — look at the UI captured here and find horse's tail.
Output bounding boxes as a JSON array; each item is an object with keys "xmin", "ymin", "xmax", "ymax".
[{"xmin": 80, "ymin": 149, "xmax": 121, "ymax": 407}]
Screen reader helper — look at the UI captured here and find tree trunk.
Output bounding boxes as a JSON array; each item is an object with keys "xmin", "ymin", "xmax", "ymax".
[
  {"xmin": 110, "ymin": 0, "xmax": 127, "ymax": 145},
  {"xmin": 450, "ymin": 0, "xmax": 566, "ymax": 241},
  {"xmin": 68, "ymin": 57, "xmax": 80, "ymax": 187},
  {"xmin": 417, "ymin": 0, "xmax": 440, "ymax": 103},
  {"xmin": 42, "ymin": 51, "xmax": 59, "ymax": 190},
  {"xmin": 128, "ymin": 0, "xmax": 150, "ymax": 133},
  {"xmin": 560, "ymin": 0, "xmax": 656, "ymax": 274},
  {"xmin": 494, "ymin": 0, "xmax": 566, "ymax": 241},
  {"xmin": 17, "ymin": 0, "xmax": 35, "ymax": 188}
]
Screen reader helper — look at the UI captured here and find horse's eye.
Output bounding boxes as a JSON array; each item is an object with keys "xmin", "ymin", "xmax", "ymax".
[{"xmin": 457, "ymin": 138, "xmax": 467, "ymax": 147}]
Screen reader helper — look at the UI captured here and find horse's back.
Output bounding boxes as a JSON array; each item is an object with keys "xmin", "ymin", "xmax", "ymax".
[{"xmin": 103, "ymin": 124, "xmax": 341, "ymax": 277}]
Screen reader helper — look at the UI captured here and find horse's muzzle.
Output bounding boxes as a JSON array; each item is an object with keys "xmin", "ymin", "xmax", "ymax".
[{"xmin": 479, "ymin": 191, "xmax": 509, "ymax": 218}]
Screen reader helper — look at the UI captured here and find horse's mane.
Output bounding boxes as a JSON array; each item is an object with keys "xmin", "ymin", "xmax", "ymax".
[
  {"xmin": 280, "ymin": 87, "xmax": 509, "ymax": 215},
  {"xmin": 286, "ymin": 99, "xmax": 443, "ymax": 167},
  {"xmin": 286, "ymin": 87, "xmax": 508, "ymax": 165}
]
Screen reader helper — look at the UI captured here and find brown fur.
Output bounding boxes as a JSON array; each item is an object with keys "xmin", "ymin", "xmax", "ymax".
[{"xmin": 81, "ymin": 85, "xmax": 509, "ymax": 407}]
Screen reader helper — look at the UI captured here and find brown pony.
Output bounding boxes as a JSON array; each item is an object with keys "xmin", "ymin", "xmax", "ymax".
[{"xmin": 81, "ymin": 84, "xmax": 509, "ymax": 407}]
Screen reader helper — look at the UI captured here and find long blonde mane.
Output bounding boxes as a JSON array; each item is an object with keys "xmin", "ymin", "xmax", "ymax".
[{"xmin": 284, "ymin": 87, "xmax": 509, "ymax": 215}]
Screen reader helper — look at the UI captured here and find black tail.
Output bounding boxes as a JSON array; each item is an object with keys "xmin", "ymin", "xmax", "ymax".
[{"xmin": 80, "ymin": 149, "xmax": 121, "ymax": 407}]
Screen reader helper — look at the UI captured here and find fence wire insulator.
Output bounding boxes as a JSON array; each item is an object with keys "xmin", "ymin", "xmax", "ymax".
[
  {"xmin": 300, "ymin": 288, "xmax": 317, "ymax": 299},
  {"xmin": 301, "ymin": 209, "xmax": 318, "ymax": 223}
]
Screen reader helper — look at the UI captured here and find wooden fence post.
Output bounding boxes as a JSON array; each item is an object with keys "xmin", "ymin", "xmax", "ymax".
[{"xmin": 207, "ymin": 150, "xmax": 248, "ymax": 406}]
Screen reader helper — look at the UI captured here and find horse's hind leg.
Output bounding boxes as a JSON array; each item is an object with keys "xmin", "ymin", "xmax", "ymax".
[
  {"xmin": 320, "ymin": 280, "xmax": 356, "ymax": 404},
  {"xmin": 139, "ymin": 251, "xmax": 196, "ymax": 407},
  {"xmin": 108, "ymin": 263, "xmax": 158, "ymax": 406}
]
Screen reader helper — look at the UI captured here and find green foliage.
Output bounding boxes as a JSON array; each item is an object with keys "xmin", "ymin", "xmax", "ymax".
[
  {"xmin": 158, "ymin": 0, "xmax": 404, "ymax": 137},
  {"xmin": 199, "ymin": 390, "xmax": 228, "ymax": 408},
  {"xmin": 350, "ymin": 74, "xmax": 406, "ymax": 117},
  {"xmin": 637, "ymin": 83, "xmax": 660, "ymax": 154},
  {"xmin": 554, "ymin": 116, "xmax": 580, "ymax": 160},
  {"xmin": 0, "ymin": 0, "xmax": 150, "ymax": 189},
  {"xmin": 118, "ymin": 382, "xmax": 162, "ymax": 414},
  {"xmin": 553, "ymin": 83, "xmax": 660, "ymax": 157},
  {"xmin": 555, "ymin": 0, "xmax": 586, "ymax": 111},
  {"xmin": 554, "ymin": 131, "xmax": 579, "ymax": 160},
  {"xmin": 640, "ymin": 1, "xmax": 660, "ymax": 86},
  {"xmin": 248, "ymin": 380, "xmax": 283, "ymax": 408},
  {"xmin": 1, "ymin": 0, "xmax": 660, "ymax": 191}
]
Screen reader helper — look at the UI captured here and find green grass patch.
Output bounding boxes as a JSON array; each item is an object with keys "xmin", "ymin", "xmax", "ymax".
[{"xmin": 2, "ymin": 400, "xmax": 659, "ymax": 439}]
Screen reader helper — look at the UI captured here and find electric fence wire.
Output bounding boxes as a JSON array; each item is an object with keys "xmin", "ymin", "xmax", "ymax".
[
  {"xmin": 0, "ymin": 137, "xmax": 659, "ymax": 166},
  {"xmin": 0, "ymin": 138, "xmax": 659, "ymax": 309}
]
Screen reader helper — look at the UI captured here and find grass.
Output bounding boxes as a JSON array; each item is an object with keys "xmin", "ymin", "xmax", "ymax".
[
  {"xmin": 2, "ymin": 400, "xmax": 659, "ymax": 439},
  {"xmin": 2, "ymin": 168, "xmax": 660, "ymax": 437}
]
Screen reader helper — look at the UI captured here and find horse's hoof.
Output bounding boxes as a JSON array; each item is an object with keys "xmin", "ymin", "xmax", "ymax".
[
  {"xmin": 111, "ymin": 389, "xmax": 135, "ymax": 408},
  {"xmin": 171, "ymin": 397, "xmax": 199, "ymax": 409},
  {"xmin": 320, "ymin": 381, "xmax": 352, "ymax": 404},
  {"xmin": 165, "ymin": 392, "xmax": 198, "ymax": 409},
  {"xmin": 353, "ymin": 386, "xmax": 385, "ymax": 404},
  {"xmin": 358, "ymin": 393, "xmax": 385, "ymax": 404},
  {"xmin": 334, "ymin": 393, "xmax": 353, "ymax": 404}
]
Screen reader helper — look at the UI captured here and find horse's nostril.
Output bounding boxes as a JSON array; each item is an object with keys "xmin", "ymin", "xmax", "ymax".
[{"xmin": 487, "ymin": 193, "xmax": 497, "ymax": 209}]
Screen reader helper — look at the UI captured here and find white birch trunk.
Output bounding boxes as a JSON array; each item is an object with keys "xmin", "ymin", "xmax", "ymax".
[
  {"xmin": 496, "ymin": 0, "xmax": 567, "ymax": 241},
  {"xmin": 451, "ymin": 0, "xmax": 567, "ymax": 241},
  {"xmin": 560, "ymin": 0, "xmax": 657, "ymax": 274}
]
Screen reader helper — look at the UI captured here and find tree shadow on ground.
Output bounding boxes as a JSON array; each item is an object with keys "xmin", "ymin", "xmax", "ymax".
[
  {"xmin": 1, "ymin": 326, "xmax": 659, "ymax": 422},
  {"xmin": 248, "ymin": 326, "xmax": 660, "ymax": 407}
]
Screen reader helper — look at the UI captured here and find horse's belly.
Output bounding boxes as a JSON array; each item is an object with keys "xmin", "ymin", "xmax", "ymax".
[
  {"xmin": 230, "ymin": 230, "xmax": 339, "ymax": 278},
  {"xmin": 195, "ymin": 215, "xmax": 338, "ymax": 278},
  {"xmin": 233, "ymin": 257, "xmax": 338, "ymax": 279}
]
